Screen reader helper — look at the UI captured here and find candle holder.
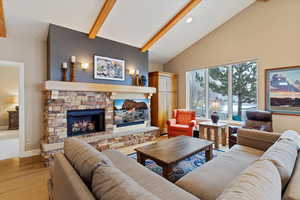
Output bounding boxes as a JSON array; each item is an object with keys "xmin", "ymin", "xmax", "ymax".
[
  {"xmin": 135, "ymin": 74, "xmax": 140, "ymax": 86},
  {"xmin": 61, "ymin": 68, "xmax": 67, "ymax": 81},
  {"xmin": 70, "ymin": 62, "xmax": 76, "ymax": 82}
]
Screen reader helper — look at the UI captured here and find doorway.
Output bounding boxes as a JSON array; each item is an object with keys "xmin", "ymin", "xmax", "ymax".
[{"xmin": 0, "ymin": 61, "xmax": 25, "ymax": 160}]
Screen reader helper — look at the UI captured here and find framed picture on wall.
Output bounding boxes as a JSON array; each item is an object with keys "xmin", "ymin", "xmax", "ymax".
[
  {"xmin": 265, "ymin": 66, "xmax": 300, "ymax": 116},
  {"xmin": 94, "ymin": 55, "xmax": 125, "ymax": 81}
]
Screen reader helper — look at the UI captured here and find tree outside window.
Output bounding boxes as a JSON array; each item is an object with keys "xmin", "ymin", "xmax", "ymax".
[{"xmin": 187, "ymin": 61, "xmax": 257, "ymax": 121}]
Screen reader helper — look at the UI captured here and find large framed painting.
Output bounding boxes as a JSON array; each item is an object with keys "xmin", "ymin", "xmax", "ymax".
[
  {"xmin": 94, "ymin": 55, "xmax": 125, "ymax": 81},
  {"xmin": 265, "ymin": 66, "xmax": 300, "ymax": 116}
]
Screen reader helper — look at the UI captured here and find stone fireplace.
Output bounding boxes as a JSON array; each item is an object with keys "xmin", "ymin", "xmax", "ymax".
[
  {"xmin": 41, "ymin": 81, "xmax": 159, "ymax": 165},
  {"xmin": 67, "ymin": 109, "xmax": 105, "ymax": 137}
]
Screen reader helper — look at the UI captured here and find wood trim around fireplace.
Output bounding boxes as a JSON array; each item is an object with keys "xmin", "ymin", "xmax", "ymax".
[{"xmin": 45, "ymin": 81, "xmax": 156, "ymax": 94}]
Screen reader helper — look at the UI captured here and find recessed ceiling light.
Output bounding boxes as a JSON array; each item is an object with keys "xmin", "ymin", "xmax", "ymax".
[{"xmin": 186, "ymin": 17, "xmax": 193, "ymax": 23}]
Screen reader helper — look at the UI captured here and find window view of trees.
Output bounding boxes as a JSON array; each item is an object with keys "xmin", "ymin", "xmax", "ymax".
[
  {"xmin": 232, "ymin": 61, "xmax": 257, "ymax": 121},
  {"xmin": 208, "ymin": 67, "xmax": 228, "ymax": 120},
  {"xmin": 187, "ymin": 70, "xmax": 206, "ymax": 117},
  {"xmin": 187, "ymin": 61, "xmax": 257, "ymax": 121}
]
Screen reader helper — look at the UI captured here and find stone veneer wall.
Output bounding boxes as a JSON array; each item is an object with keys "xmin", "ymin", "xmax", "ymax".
[
  {"xmin": 44, "ymin": 90, "xmax": 114, "ymax": 143},
  {"xmin": 42, "ymin": 90, "xmax": 159, "ymax": 165}
]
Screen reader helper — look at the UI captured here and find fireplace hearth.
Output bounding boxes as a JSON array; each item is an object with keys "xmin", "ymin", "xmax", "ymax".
[
  {"xmin": 42, "ymin": 86, "xmax": 160, "ymax": 166},
  {"xmin": 67, "ymin": 109, "xmax": 105, "ymax": 137}
]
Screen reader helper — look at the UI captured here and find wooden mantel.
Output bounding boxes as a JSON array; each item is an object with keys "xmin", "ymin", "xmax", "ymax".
[{"xmin": 45, "ymin": 81, "xmax": 156, "ymax": 94}]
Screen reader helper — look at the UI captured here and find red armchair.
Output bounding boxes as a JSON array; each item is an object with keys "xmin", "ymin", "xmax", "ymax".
[{"xmin": 167, "ymin": 109, "xmax": 196, "ymax": 138}]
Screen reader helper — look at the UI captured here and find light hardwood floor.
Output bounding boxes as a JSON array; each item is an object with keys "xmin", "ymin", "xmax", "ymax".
[
  {"xmin": 0, "ymin": 136, "xmax": 168, "ymax": 200},
  {"xmin": 0, "ymin": 157, "xmax": 49, "ymax": 200},
  {"xmin": 0, "ymin": 135, "xmax": 227, "ymax": 200}
]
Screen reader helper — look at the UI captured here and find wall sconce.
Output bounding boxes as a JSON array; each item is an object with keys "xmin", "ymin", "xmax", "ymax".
[
  {"xmin": 128, "ymin": 69, "xmax": 135, "ymax": 76},
  {"xmin": 81, "ymin": 63, "xmax": 89, "ymax": 71}
]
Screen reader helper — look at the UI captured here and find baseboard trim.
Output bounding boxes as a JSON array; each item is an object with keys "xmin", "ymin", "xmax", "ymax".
[{"xmin": 20, "ymin": 148, "xmax": 41, "ymax": 158}]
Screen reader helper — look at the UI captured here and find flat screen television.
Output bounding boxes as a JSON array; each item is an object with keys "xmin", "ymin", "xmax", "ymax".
[{"xmin": 113, "ymin": 99, "xmax": 149, "ymax": 127}]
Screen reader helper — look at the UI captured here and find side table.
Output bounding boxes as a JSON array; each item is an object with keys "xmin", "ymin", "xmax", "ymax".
[
  {"xmin": 8, "ymin": 111, "xmax": 19, "ymax": 130},
  {"xmin": 198, "ymin": 121, "xmax": 227, "ymax": 149}
]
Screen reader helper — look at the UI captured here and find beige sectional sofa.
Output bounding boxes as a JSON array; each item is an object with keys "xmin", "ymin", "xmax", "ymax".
[{"xmin": 49, "ymin": 129, "xmax": 300, "ymax": 200}]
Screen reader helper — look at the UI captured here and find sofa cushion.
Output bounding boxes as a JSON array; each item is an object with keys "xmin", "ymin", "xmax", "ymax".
[
  {"xmin": 171, "ymin": 124, "xmax": 189, "ymax": 129},
  {"xmin": 175, "ymin": 145, "xmax": 264, "ymax": 200},
  {"xmin": 259, "ymin": 138, "xmax": 298, "ymax": 188},
  {"xmin": 64, "ymin": 138, "xmax": 113, "ymax": 186},
  {"xmin": 52, "ymin": 153, "xmax": 96, "ymax": 200},
  {"xmin": 217, "ymin": 160, "xmax": 281, "ymax": 200},
  {"xmin": 92, "ymin": 161, "xmax": 160, "ymax": 200},
  {"xmin": 283, "ymin": 154, "xmax": 300, "ymax": 200},
  {"xmin": 237, "ymin": 128, "xmax": 281, "ymax": 151},
  {"xmin": 176, "ymin": 110, "xmax": 194, "ymax": 125},
  {"xmin": 102, "ymin": 150, "xmax": 199, "ymax": 200}
]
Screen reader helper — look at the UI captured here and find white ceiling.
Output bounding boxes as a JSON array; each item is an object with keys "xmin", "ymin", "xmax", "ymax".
[{"xmin": 3, "ymin": 0, "xmax": 255, "ymax": 64}]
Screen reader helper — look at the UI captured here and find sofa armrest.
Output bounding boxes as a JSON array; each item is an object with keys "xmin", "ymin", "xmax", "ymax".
[
  {"xmin": 188, "ymin": 120, "xmax": 196, "ymax": 128},
  {"xmin": 167, "ymin": 118, "xmax": 176, "ymax": 126},
  {"xmin": 237, "ymin": 128, "xmax": 281, "ymax": 151}
]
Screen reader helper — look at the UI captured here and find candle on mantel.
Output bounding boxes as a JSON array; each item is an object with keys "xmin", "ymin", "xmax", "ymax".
[
  {"xmin": 71, "ymin": 56, "xmax": 76, "ymax": 63},
  {"xmin": 62, "ymin": 62, "xmax": 68, "ymax": 69}
]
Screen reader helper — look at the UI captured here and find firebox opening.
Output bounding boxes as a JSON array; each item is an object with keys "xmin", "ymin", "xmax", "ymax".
[{"xmin": 67, "ymin": 109, "xmax": 105, "ymax": 137}]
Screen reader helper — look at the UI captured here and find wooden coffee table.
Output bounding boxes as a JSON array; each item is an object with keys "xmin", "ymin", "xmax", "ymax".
[{"xmin": 134, "ymin": 136, "xmax": 214, "ymax": 181}]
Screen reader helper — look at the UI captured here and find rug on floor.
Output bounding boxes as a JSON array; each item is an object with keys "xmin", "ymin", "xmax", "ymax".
[{"xmin": 128, "ymin": 150, "xmax": 223, "ymax": 182}]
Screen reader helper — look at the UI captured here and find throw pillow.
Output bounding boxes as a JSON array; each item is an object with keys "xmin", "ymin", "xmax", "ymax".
[
  {"xmin": 217, "ymin": 160, "xmax": 281, "ymax": 200},
  {"xmin": 92, "ymin": 162, "xmax": 161, "ymax": 200},
  {"xmin": 259, "ymin": 138, "xmax": 298, "ymax": 188},
  {"xmin": 64, "ymin": 137, "xmax": 113, "ymax": 187}
]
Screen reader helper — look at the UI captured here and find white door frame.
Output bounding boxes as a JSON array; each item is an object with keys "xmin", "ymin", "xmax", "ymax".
[{"xmin": 0, "ymin": 60, "xmax": 26, "ymax": 157}]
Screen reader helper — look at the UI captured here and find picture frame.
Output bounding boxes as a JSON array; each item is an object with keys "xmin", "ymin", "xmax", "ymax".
[
  {"xmin": 94, "ymin": 55, "xmax": 125, "ymax": 81},
  {"xmin": 265, "ymin": 65, "xmax": 300, "ymax": 116}
]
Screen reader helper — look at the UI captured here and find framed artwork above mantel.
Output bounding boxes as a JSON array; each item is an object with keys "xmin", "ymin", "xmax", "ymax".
[
  {"xmin": 265, "ymin": 65, "xmax": 300, "ymax": 116},
  {"xmin": 94, "ymin": 55, "xmax": 126, "ymax": 81}
]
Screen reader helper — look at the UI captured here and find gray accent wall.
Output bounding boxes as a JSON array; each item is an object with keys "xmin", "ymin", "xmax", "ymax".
[{"xmin": 48, "ymin": 24, "xmax": 148, "ymax": 86}]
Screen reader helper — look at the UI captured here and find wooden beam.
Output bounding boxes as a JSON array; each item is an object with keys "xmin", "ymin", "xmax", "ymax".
[
  {"xmin": 88, "ymin": 0, "xmax": 116, "ymax": 39},
  {"xmin": 0, "ymin": 0, "xmax": 6, "ymax": 38},
  {"xmin": 141, "ymin": 0, "xmax": 201, "ymax": 52}
]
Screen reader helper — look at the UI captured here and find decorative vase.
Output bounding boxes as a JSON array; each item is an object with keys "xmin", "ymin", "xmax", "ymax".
[
  {"xmin": 211, "ymin": 112, "xmax": 219, "ymax": 124},
  {"xmin": 140, "ymin": 75, "xmax": 147, "ymax": 86}
]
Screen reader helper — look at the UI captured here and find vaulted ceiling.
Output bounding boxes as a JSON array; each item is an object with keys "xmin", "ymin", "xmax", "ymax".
[{"xmin": 3, "ymin": 0, "xmax": 256, "ymax": 64}]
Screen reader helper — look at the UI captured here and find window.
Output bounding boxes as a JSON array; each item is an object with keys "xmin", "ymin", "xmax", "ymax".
[
  {"xmin": 232, "ymin": 62, "xmax": 257, "ymax": 121},
  {"xmin": 187, "ymin": 61, "xmax": 257, "ymax": 121},
  {"xmin": 187, "ymin": 70, "xmax": 206, "ymax": 117},
  {"xmin": 208, "ymin": 66, "xmax": 228, "ymax": 120}
]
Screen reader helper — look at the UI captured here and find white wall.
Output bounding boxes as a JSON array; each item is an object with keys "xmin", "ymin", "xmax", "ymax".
[
  {"xmin": 149, "ymin": 62, "xmax": 164, "ymax": 72},
  {"xmin": 165, "ymin": 0, "xmax": 300, "ymax": 133},
  {"xmin": 0, "ymin": 37, "xmax": 46, "ymax": 150}
]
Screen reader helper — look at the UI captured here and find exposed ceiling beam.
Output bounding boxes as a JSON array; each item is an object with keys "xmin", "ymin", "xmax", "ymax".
[
  {"xmin": 88, "ymin": 0, "xmax": 116, "ymax": 39},
  {"xmin": 0, "ymin": 0, "xmax": 6, "ymax": 38},
  {"xmin": 141, "ymin": 0, "xmax": 202, "ymax": 52}
]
